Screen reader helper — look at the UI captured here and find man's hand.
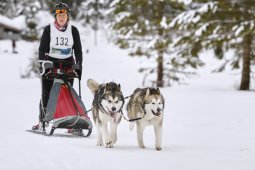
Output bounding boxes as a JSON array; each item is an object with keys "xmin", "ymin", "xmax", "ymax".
[{"xmin": 72, "ymin": 64, "xmax": 82, "ymax": 79}]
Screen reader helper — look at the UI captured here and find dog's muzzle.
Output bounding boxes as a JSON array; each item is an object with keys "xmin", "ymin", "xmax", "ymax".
[
  {"xmin": 109, "ymin": 111, "xmax": 116, "ymax": 118},
  {"xmin": 107, "ymin": 107, "xmax": 120, "ymax": 119},
  {"xmin": 152, "ymin": 109, "xmax": 161, "ymax": 116}
]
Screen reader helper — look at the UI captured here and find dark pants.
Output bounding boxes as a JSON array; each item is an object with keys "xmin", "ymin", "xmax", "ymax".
[{"xmin": 39, "ymin": 56, "xmax": 74, "ymax": 122}]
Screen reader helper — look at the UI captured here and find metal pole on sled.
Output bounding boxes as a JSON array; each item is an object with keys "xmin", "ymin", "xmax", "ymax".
[
  {"xmin": 77, "ymin": 78, "xmax": 93, "ymax": 137},
  {"xmin": 79, "ymin": 78, "xmax": 81, "ymax": 99}
]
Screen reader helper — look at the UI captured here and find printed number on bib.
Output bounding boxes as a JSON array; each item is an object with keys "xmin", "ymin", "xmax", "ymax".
[{"xmin": 56, "ymin": 37, "xmax": 68, "ymax": 46}]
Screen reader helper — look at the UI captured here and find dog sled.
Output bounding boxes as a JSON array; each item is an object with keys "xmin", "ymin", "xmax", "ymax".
[{"xmin": 30, "ymin": 60, "xmax": 92, "ymax": 137}]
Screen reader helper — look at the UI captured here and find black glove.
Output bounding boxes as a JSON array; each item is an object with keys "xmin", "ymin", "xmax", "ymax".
[
  {"xmin": 38, "ymin": 61, "xmax": 53, "ymax": 76},
  {"xmin": 72, "ymin": 64, "xmax": 82, "ymax": 79}
]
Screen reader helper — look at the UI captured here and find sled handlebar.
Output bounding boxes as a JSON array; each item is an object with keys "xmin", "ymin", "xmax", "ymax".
[
  {"xmin": 43, "ymin": 68, "xmax": 79, "ymax": 80},
  {"xmin": 38, "ymin": 60, "xmax": 81, "ymax": 80}
]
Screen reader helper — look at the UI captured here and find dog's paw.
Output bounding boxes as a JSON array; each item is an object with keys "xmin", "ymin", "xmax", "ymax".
[
  {"xmin": 97, "ymin": 139, "xmax": 104, "ymax": 146},
  {"xmin": 129, "ymin": 122, "xmax": 135, "ymax": 131},
  {"xmin": 105, "ymin": 139, "xmax": 112, "ymax": 145},
  {"xmin": 139, "ymin": 144, "xmax": 146, "ymax": 149},
  {"xmin": 155, "ymin": 146, "xmax": 162, "ymax": 151},
  {"xmin": 106, "ymin": 144, "xmax": 113, "ymax": 148},
  {"xmin": 105, "ymin": 140, "xmax": 113, "ymax": 148},
  {"xmin": 97, "ymin": 141, "xmax": 104, "ymax": 146}
]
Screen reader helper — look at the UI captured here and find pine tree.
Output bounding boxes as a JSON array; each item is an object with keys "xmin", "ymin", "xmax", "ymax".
[
  {"xmin": 79, "ymin": 0, "xmax": 113, "ymax": 45},
  {"xmin": 22, "ymin": 0, "xmax": 40, "ymax": 41},
  {"xmin": 109, "ymin": 0, "xmax": 200, "ymax": 87},
  {"xmin": 0, "ymin": 0, "xmax": 9, "ymax": 16},
  {"xmin": 0, "ymin": 0, "xmax": 22, "ymax": 18},
  {"xmin": 170, "ymin": 0, "xmax": 255, "ymax": 90}
]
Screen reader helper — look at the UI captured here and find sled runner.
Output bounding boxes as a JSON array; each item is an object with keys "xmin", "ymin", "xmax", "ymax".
[{"xmin": 30, "ymin": 60, "xmax": 92, "ymax": 137}]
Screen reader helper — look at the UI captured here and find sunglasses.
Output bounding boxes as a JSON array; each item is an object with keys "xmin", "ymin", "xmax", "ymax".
[{"xmin": 55, "ymin": 9, "xmax": 67, "ymax": 14}]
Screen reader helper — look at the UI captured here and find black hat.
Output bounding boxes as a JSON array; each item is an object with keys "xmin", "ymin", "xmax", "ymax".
[{"xmin": 53, "ymin": 2, "xmax": 71, "ymax": 15}]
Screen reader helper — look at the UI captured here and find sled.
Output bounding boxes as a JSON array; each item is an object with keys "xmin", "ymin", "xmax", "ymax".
[{"xmin": 35, "ymin": 60, "xmax": 93, "ymax": 137}]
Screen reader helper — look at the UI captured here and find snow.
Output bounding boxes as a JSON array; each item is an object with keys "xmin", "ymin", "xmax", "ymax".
[
  {"xmin": 178, "ymin": 0, "xmax": 192, "ymax": 5},
  {"xmin": 195, "ymin": 23, "xmax": 209, "ymax": 36},
  {"xmin": 113, "ymin": 12, "xmax": 131, "ymax": 23},
  {"xmin": 197, "ymin": 2, "xmax": 217, "ymax": 13},
  {"xmin": 0, "ymin": 14, "xmax": 26, "ymax": 31},
  {"xmin": 0, "ymin": 23, "xmax": 255, "ymax": 170},
  {"xmin": 36, "ymin": 11, "xmax": 54, "ymax": 31},
  {"xmin": 169, "ymin": 2, "xmax": 217, "ymax": 30},
  {"xmin": 232, "ymin": 21, "xmax": 255, "ymax": 37},
  {"xmin": 169, "ymin": 10, "xmax": 200, "ymax": 29},
  {"xmin": 160, "ymin": 16, "xmax": 168, "ymax": 29}
]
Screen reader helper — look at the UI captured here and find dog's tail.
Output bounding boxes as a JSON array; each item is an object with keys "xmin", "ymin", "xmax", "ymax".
[{"xmin": 87, "ymin": 79, "xmax": 100, "ymax": 94}]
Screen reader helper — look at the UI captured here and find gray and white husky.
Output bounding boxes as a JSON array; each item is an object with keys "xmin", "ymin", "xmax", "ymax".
[
  {"xmin": 127, "ymin": 88, "xmax": 164, "ymax": 151},
  {"xmin": 87, "ymin": 79, "xmax": 124, "ymax": 148}
]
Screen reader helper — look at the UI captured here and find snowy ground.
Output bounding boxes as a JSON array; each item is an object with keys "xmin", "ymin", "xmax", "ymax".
[{"xmin": 0, "ymin": 25, "xmax": 254, "ymax": 170}]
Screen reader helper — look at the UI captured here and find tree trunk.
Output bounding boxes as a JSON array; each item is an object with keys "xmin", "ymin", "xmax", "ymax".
[
  {"xmin": 240, "ymin": 34, "xmax": 252, "ymax": 90},
  {"xmin": 156, "ymin": 2, "xmax": 164, "ymax": 88},
  {"xmin": 94, "ymin": 0, "xmax": 98, "ymax": 46},
  {"xmin": 157, "ymin": 51, "xmax": 164, "ymax": 87}
]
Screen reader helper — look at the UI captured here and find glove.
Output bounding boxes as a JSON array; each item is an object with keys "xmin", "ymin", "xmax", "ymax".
[
  {"xmin": 38, "ymin": 60, "xmax": 53, "ymax": 76},
  {"xmin": 72, "ymin": 64, "xmax": 82, "ymax": 79}
]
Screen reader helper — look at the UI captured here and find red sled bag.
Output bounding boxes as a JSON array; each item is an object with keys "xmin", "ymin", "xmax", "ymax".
[
  {"xmin": 44, "ymin": 79, "xmax": 92, "ymax": 136},
  {"xmin": 37, "ymin": 60, "xmax": 92, "ymax": 136}
]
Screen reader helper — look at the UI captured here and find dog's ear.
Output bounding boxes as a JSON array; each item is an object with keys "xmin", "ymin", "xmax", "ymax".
[
  {"xmin": 145, "ymin": 88, "xmax": 150, "ymax": 97},
  {"xmin": 105, "ymin": 83, "xmax": 109, "ymax": 91},
  {"xmin": 156, "ymin": 88, "xmax": 160, "ymax": 95},
  {"xmin": 117, "ymin": 84, "xmax": 121, "ymax": 91}
]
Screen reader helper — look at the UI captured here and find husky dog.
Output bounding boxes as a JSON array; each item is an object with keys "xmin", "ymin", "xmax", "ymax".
[
  {"xmin": 87, "ymin": 79, "xmax": 124, "ymax": 148},
  {"xmin": 127, "ymin": 88, "xmax": 164, "ymax": 151}
]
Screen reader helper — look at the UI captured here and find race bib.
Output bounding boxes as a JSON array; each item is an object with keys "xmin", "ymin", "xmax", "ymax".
[{"xmin": 49, "ymin": 24, "xmax": 74, "ymax": 59}]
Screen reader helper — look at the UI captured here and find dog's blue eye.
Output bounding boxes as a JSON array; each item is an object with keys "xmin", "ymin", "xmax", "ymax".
[
  {"xmin": 152, "ymin": 102, "xmax": 155, "ymax": 105},
  {"xmin": 115, "ymin": 101, "xmax": 118, "ymax": 104},
  {"xmin": 108, "ymin": 100, "xmax": 112, "ymax": 103}
]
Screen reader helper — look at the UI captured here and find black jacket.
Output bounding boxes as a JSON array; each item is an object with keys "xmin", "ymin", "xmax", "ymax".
[{"xmin": 39, "ymin": 24, "xmax": 83, "ymax": 65}]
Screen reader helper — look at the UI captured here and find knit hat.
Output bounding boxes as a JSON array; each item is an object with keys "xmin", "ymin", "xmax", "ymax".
[{"xmin": 53, "ymin": 2, "xmax": 70, "ymax": 17}]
